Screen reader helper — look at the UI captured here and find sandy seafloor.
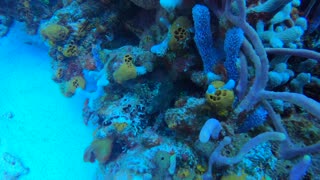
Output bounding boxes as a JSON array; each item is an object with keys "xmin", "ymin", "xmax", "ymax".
[{"xmin": 0, "ymin": 22, "xmax": 97, "ymax": 179}]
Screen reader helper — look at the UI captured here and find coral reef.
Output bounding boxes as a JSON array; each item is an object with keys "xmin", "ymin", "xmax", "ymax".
[{"xmin": 4, "ymin": 0, "xmax": 320, "ymax": 179}]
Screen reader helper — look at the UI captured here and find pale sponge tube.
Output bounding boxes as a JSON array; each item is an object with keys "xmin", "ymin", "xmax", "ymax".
[{"xmin": 199, "ymin": 118, "xmax": 222, "ymax": 143}]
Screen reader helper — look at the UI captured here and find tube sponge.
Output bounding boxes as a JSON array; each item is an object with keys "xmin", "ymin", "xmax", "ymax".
[
  {"xmin": 267, "ymin": 63, "xmax": 294, "ymax": 89},
  {"xmin": 202, "ymin": 132, "xmax": 286, "ymax": 179},
  {"xmin": 289, "ymin": 73, "xmax": 311, "ymax": 94},
  {"xmin": 214, "ymin": 132, "xmax": 286, "ymax": 167},
  {"xmin": 238, "ymin": 106, "xmax": 268, "ymax": 133},
  {"xmin": 199, "ymin": 118, "xmax": 222, "ymax": 143},
  {"xmin": 205, "ymin": 132, "xmax": 286, "ymax": 174},
  {"xmin": 257, "ymin": 20, "xmax": 305, "ymax": 48},
  {"xmin": 224, "ymin": 27, "xmax": 244, "ymax": 81},
  {"xmin": 289, "ymin": 155, "xmax": 311, "ymax": 180},
  {"xmin": 192, "ymin": 4, "xmax": 218, "ymax": 73},
  {"xmin": 250, "ymin": 0, "xmax": 292, "ymax": 13}
]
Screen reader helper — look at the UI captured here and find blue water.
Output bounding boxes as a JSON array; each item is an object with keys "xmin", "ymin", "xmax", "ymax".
[{"xmin": 0, "ymin": 22, "xmax": 96, "ymax": 179}]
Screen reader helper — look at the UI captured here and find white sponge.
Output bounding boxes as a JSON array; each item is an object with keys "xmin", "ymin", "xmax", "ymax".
[{"xmin": 199, "ymin": 118, "xmax": 222, "ymax": 143}]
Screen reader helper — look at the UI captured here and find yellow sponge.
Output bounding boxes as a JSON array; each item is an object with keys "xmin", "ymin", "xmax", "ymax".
[
  {"xmin": 113, "ymin": 122, "xmax": 128, "ymax": 132},
  {"xmin": 41, "ymin": 24, "xmax": 69, "ymax": 42},
  {"xmin": 113, "ymin": 54, "xmax": 137, "ymax": 84},
  {"xmin": 53, "ymin": 67, "xmax": 63, "ymax": 80},
  {"xmin": 206, "ymin": 81, "xmax": 234, "ymax": 117},
  {"xmin": 169, "ymin": 16, "xmax": 192, "ymax": 51},
  {"xmin": 63, "ymin": 76, "xmax": 86, "ymax": 97},
  {"xmin": 62, "ymin": 43, "xmax": 78, "ymax": 57}
]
